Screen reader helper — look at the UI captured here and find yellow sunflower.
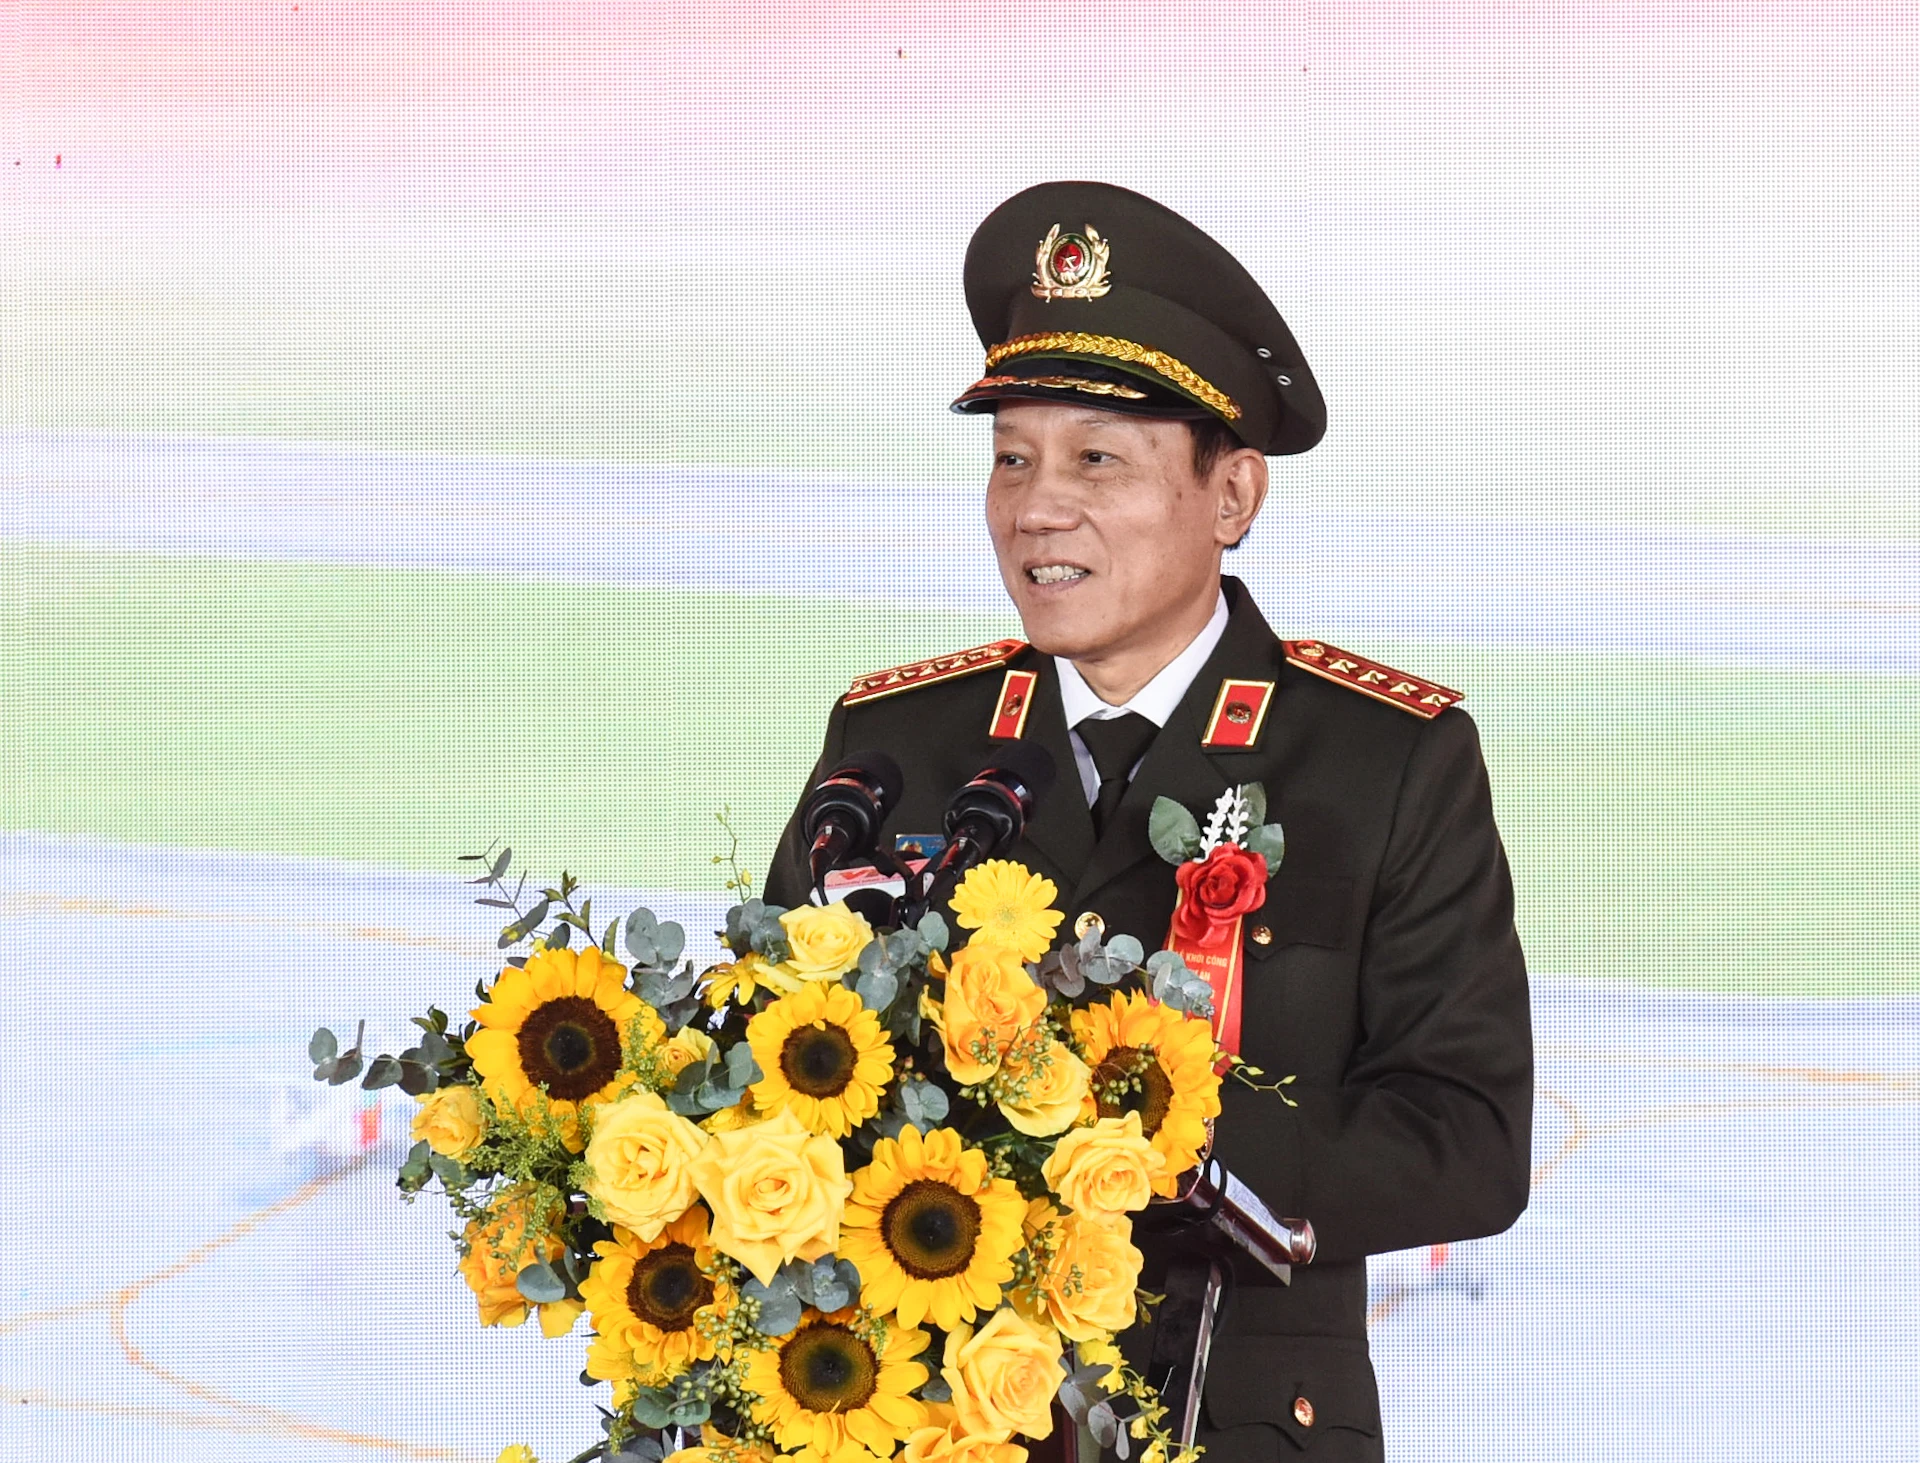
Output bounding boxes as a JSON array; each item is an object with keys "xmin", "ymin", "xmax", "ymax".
[
  {"xmin": 744, "ymin": 1308, "xmax": 929, "ymax": 1462},
  {"xmin": 1070, "ymin": 990, "xmax": 1222, "ymax": 1196},
  {"xmin": 949, "ymin": 860, "xmax": 1063, "ymax": 964},
  {"xmin": 745, "ymin": 982, "xmax": 896, "ymax": 1138},
  {"xmin": 467, "ymin": 944, "xmax": 660, "ymax": 1151},
  {"xmin": 839, "ymin": 1125, "xmax": 1028, "ymax": 1330},
  {"xmin": 581, "ymin": 1204, "xmax": 732, "ymax": 1386}
]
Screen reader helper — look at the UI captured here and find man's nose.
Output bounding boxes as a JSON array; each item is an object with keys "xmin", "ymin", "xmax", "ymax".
[{"xmin": 1013, "ymin": 461, "xmax": 1085, "ymax": 534}]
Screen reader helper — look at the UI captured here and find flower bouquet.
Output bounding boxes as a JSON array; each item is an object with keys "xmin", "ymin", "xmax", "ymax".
[{"xmin": 307, "ymin": 795, "xmax": 1283, "ymax": 1463}]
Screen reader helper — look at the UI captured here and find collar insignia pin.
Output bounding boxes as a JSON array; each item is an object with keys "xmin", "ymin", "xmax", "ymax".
[
  {"xmin": 1202, "ymin": 679, "xmax": 1275, "ymax": 749},
  {"xmin": 1031, "ymin": 224, "xmax": 1113, "ymax": 301}
]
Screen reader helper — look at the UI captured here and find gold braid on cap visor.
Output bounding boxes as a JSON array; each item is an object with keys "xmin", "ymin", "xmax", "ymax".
[{"xmin": 983, "ymin": 332, "xmax": 1242, "ymax": 420}]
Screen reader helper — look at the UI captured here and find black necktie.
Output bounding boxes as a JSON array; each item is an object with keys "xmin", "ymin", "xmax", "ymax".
[{"xmin": 1076, "ymin": 712, "xmax": 1159, "ymax": 838}]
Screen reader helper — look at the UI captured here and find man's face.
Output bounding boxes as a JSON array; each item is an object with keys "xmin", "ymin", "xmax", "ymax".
[{"xmin": 986, "ymin": 401, "xmax": 1250, "ymax": 666}]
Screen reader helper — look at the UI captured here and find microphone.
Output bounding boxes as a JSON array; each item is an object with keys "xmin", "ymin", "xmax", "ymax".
[
  {"xmin": 915, "ymin": 742, "xmax": 1056, "ymax": 914},
  {"xmin": 802, "ymin": 751, "xmax": 905, "ymax": 897}
]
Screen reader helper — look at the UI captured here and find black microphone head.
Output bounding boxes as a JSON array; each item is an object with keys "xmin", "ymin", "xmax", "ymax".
[
  {"xmin": 826, "ymin": 750, "xmax": 904, "ymax": 816},
  {"xmin": 944, "ymin": 740, "xmax": 1058, "ymax": 845},
  {"xmin": 975, "ymin": 740, "xmax": 1056, "ymax": 805}
]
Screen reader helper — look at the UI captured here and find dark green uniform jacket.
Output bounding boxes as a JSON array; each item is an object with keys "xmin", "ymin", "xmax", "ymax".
[{"xmin": 766, "ymin": 576, "xmax": 1533, "ymax": 1461}]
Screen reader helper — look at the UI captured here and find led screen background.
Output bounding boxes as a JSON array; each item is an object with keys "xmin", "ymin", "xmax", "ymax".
[{"xmin": 6, "ymin": 4, "xmax": 1917, "ymax": 1459}]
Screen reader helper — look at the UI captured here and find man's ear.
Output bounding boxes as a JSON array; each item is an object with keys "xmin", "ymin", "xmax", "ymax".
[{"xmin": 1213, "ymin": 448, "xmax": 1269, "ymax": 549}]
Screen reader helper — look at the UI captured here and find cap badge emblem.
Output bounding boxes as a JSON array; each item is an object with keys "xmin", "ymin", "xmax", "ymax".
[{"xmin": 1032, "ymin": 224, "xmax": 1113, "ymax": 301}]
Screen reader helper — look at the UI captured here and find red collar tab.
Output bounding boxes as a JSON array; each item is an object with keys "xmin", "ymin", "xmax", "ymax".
[
  {"xmin": 988, "ymin": 668, "xmax": 1039, "ymax": 739},
  {"xmin": 1201, "ymin": 678, "xmax": 1276, "ymax": 749}
]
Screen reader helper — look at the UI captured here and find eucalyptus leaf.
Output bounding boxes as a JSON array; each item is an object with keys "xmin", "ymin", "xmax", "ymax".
[
  {"xmin": 428, "ymin": 1152, "xmax": 469, "ymax": 1188},
  {"xmin": 724, "ymin": 1042, "xmax": 762, "ymax": 1088},
  {"xmin": 855, "ymin": 969, "xmax": 899, "ymax": 1013},
  {"xmin": 744, "ymin": 1276, "xmax": 803, "ymax": 1335},
  {"xmin": 398, "ymin": 1139, "xmax": 432, "ymax": 1182},
  {"xmin": 900, "ymin": 1080, "xmax": 948, "ymax": 1125},
  {"xmin": 1104, "ymin": 933, "xmax": 1145, "ymax": 967},
  {"xmin": 917, "ymin": 910, "xmax": 950, "ymax": 951},
  {"xmin": 325, "ymin": 1052, "xmax": 363, "ymax": 1086},
  {"xmin": 308, "ymin": 1028, "xmax": 338, "ymax": 1064},
  {"xmin": 673, "ymin": 1053, "xmax": 715, "ymax": 1096},
  {"xmin": 396, "ymin": 1059, "xmax": 437, "ymax": 1095},
  {"xmin": 629, "ymin": 1388, "xmax": 676, "ymax": 1429},
  {"xmin": 655, "ymin": 921, "xmax": 687, "ymax": 966},
  {"xmin": 609, "ymin": 1438, "xmax": 665, "ymax": 1463},
  {"xmin": 515, "ymin": 1262, "xmax": 567, "ymax": 1304},
  {"xmin": 1087, "ymin": 1401, "xmax": 1119, "ymax": 1449},
  {"xmin": 491, "ymin": 846, "xmax": 513, "ymax": 878},
  {"xmin": 363, "ymin": 1055, "xmax": 403, "ymax": 1090},
  {"xmin": 920, "ymin": 1373, "xmax": 953, "ymax": 1403},
  {"xmin": 667, "ymin": 1398, "xmax": 711, "ymax": 1428},
  {"xmin": 1148, "ymin": 796, "xmax": 1204, "ymax": 865}
]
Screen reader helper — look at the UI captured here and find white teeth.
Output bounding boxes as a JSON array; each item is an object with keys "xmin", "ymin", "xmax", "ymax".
[{"xmin": 1029, "ymin": 564, "xmax": 1089, "ymax": 584}]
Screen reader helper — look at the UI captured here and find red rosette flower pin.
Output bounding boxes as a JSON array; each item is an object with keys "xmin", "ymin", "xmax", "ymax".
[{"xmin": 1171, "ymin": 842, "xmax": 1269, "ymax": 950}]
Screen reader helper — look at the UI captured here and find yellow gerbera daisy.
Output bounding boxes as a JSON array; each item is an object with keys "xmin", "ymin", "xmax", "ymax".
[
  {"xmin": 840, "ymin": 1125, "xmax": 1028, "ymax": 1330},
  {"xmin": 581, "ymin": 1204, "xmax": 732, "ymax": 1386},
  {"xmin": 744, "ymin": 1308, "xmax": 929, "ymax": 1462},
  {"xmin": 467, "ymin": 944, "xmax": 660, "ymax": 1151},
  {"xmin": 1070, "ymin": 990, "xmax": 1222, "ymax": 1196},
  {"xmin": 949, "ymin": 860, "xmax": 1063, "ymax": 964},
  {"xmin": 745, "ymin": 982, "xmax": 896, "ymax": 1138}
]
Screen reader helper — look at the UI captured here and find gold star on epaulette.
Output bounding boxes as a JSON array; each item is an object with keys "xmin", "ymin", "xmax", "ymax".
[
  {"xmin": 843, "ymin": 639, "xmax": 1029, "ymax": 706},
  {"xmin": 1283, "ymin": 640, "xmax": 1463, "ymax": 719}
]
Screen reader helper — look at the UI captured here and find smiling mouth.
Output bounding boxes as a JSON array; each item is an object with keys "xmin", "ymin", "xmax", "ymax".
[{"xmin": 1028, "ymin": 564, "xmax": 1089, "ymax": 585}]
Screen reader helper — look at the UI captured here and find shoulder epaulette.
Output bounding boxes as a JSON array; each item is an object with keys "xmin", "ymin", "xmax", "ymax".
[
  {"xmin": 844, "ymin": 639, "xmax": 1029, "ymax": 706},
  {"xmin": 1283, "ymin": 639, "xmax": 1463, "ymax": 719}
]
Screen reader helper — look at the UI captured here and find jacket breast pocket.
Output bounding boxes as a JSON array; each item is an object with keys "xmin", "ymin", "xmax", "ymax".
[
  {"xmin": 1252, "ymin": 874, "xmax": 1356, "ymax": 953},
  {"xmin": 1203, "ymin": 1335, "xmax": 1382, "ymax": 1455}
]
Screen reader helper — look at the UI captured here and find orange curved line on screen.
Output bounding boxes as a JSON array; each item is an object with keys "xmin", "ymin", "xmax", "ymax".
[
  {"xmin": 0, "ymin": 1139, "xmax": 475, "ymax": 1457},
  {"xmin": 0, "ymin": 891, "xmax": 494, "ymax": 957},
  {"xmin": 1368, "ymin": 1068, "xmax": 1919, "ymax": 1329}
]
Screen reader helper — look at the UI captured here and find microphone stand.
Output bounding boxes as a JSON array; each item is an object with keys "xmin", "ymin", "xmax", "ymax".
[{"xmin": 1059, "ymin": 1157, "xmax": 1313, "ymax": 1461}]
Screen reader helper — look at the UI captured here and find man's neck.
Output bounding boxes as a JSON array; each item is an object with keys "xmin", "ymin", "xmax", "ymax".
[{"xmin": 1069, "ymin": 585, "xmax": 1226, "ymax": 705}]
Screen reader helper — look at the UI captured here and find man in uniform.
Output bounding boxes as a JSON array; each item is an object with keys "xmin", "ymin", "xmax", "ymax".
[{"xmin": 764, "ymin": 182, "xmax": 1533, "ymax": 1462}]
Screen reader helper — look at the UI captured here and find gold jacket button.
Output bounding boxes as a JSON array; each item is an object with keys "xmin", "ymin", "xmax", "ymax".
[
  {"xmin": 1073, "ymin": 911, "xmax": 1105, "ymax": 941},
  {"xmin": 1293, "ymin": 1396, "xmax": 1315, "ymax": 1428},
  {"xmin": 1250, "ymin": 924, "xmax": 1274, "ymax": 947}
]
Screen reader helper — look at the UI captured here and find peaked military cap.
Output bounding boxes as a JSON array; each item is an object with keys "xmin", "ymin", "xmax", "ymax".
[{"xmin": 951, "ymin": 181, "xmax": 1326, "ymax": 455}]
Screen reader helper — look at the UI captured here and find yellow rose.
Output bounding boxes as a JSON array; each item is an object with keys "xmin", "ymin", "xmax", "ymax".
[
  {"xmin": 903, "ymin": 1419, "xmax": 1030, "ymax": 1463},
  {"xmin": 688, "ymin": 1108, "xmax": 851, "ymax": 1285},
  {"xmin": 996, "ymin": 1041, "xmax": 1089, "ymax": 1138},
  {"xmin": 779, "ymin": 902, "xmax": 875, "ymax": 980},
  {"xmin": 458, "ymin": 1184, "xmax": 581, "ymax": 1336},
  {"xmin": 1031, "ymin": 1208, "xmax": 1142, "ymax": 1342},
  {"xmin": 936, "ymin": 944, "xmax": 1049, "ymax": 1086},
  {"xmin": 661, "ymin": 1025, "xmax": 717, "ymax": 1077},
  {"xmin": 1040, "ymin": 1114, "xmax": 1167, "ymax": 1227},
  {"xmin": 411, "ymin": 1084, "xmax": 485, "ymax": 1159},
  {"xmin": 582, "ymin": 1090, "xmax": 708, "ymax": 1241},
  {"xmin": 942, "ymin": 1306, "xmax": 1064, "ymax": 1442}
]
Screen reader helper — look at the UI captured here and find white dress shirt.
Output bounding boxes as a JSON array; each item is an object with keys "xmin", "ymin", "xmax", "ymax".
[{"xmin": 1055, "ymin": 590, "xmax": 1231, "ymax": 805}]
